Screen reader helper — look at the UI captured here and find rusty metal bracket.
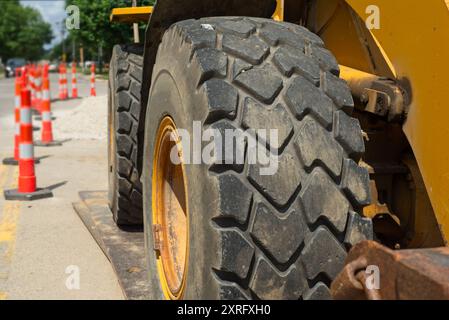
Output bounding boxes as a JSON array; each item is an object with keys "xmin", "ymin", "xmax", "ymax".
[
  {"xmin": 152, "ymin": 224, "xmax": 162, "ymax": 252},
  {"xmin": 340, "ymin": 65, "xmax": 409, "ymax": 122},
  {"xmin": 331, "ymin": 240, "xmax": 449, "ymax": 300}
]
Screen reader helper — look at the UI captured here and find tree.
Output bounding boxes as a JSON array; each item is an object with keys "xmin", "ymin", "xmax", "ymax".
[
  {"xmin": 65, "ymin": 0, "xmax": 154, "ymax": 63},
  {"xmin": 0, "ymin": 0, "xmax": 53, "ymax": 62}
]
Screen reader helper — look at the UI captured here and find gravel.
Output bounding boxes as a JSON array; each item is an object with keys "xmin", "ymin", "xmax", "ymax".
[{"xmin": 51, "ymin": 95, "xmax": 108, "ymax": 141}]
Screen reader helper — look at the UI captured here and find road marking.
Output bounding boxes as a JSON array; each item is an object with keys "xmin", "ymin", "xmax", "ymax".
[
  {"xmin": 0, "ymin": 202, "xmax": 21, "ymax": 249},
  {"xmin": 0, "ymin": 165, "xmax": 8, "ymax": 191},
  {"xmin": 0, "ymin": 164, "xmax": 19, "ymax": 300}
]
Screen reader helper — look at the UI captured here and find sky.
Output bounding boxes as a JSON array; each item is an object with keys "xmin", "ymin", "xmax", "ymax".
[{"xmin": 20, "ymin": 0, "xmax": 67, "ymax": 49}]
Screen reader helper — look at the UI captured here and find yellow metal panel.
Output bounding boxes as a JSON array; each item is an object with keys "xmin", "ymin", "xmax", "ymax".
[
  {"xmin": 346, "ymin": 0, "xmax": 449, "ymax": 242},
  {"xmin": 314, "ymin": 0, "xmax": 395, "ymax": 78},
  {"xmin": 110, "ymin": 6, "xmax": 153, "ymax": 23},
  {"xmin": 273, "ymin": 0, "xmax": 284, "ymax": 21}
]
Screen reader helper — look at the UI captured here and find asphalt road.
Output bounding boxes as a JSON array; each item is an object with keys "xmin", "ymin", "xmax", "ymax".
[{"xmin": 0, "ymin": 74, "xmax": 123, "ymax": 299}]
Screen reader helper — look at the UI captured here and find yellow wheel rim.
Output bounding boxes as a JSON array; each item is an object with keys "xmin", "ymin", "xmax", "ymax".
[{"xmin": 152, "ymin": 116, "xmax": 189, "ymax": 300}]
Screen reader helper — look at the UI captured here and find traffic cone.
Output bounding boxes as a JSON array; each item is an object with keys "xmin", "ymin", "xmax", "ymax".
[
  {"xmin": 3, "ymin": 77, "xmax": 23, "ymax": 165},
  {"xmin": 71, "ymin": 62, "xmax": 78, "ymax": 98},
  {"xmin": 30, "ymin": 67, "xmax": 37, "ymax": 108},
  {"xmin": 35, "ymin": 66, "xmax": 43, "ymax": 113},
  {"xmin": 35, "ymin": 77, "xmax": 62, "ymax": 147},
  {"xmin": 58, "ymin": 64, "xmax": 64, "ymax": 100},
  {"xmin": 21, "ymin": 66, "xmax": 28, "ymax": 88},
  {"xmin": 4, "ymin": 89, "xmax": 52, "ymax": 201},
  {"xmin": 62, "ymin": 64, "xmax": 68, "ymax": 100},
  {"xmin": 43, "ymin": 64, "xmax": 49, "ymax": 78},
  {"xmin": 90, "ymin": 63, "xmax": 96, "ymax": 96}
]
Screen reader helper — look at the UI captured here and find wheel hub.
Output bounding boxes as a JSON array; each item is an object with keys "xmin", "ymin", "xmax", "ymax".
[{"xmin": 152, "ymin": 116, "xmax": 188, "ymax": 299}]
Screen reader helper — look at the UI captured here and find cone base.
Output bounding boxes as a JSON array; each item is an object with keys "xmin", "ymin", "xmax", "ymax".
[
  {"xmin": 34, "ymin": 116, "xmax": 56, "ymax": 121},
  {"xmin": 4, "ymin": 188, "xmax": 53, "ymax": 201},
  {"xmin": 2, "ymin": 157, "xmax": 40, "ymax": 165},
  {"xmin": 35, "ymin": 140, "xmax": 63, "ymax": 147},
  {"xmin": 2, "ymin": 157, "xmax": 19, "ymax": 165}
]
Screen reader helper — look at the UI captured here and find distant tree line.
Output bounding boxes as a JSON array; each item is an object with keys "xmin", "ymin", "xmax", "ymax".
[
  {"xmin": 50, "ymin": 0, "xmax": 154, "ymax": 64},
  {"xmin": 0, "ymin": 0, "xmax": 53, "ymax": 63}
]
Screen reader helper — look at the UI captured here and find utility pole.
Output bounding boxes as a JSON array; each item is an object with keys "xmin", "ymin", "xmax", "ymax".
[
  {"xmin": 57, "ymin": 21, "xmax": 67, "ymax": 62},
  {"xmin": 132, "ymin": 0, "xmax": 140, "ymax": 43},
  {"xmin": 98, "ymin": 44, "xmax": 103, "ymax": 74},
  {"xmin": 61, "ymin": 22, "xmax": 66, "ymax": 62},
  {"xmin": 72, "ymin": 38, "xmax": 76, "ymax": 62},
  {"xmin": 80, "ymin": 45, "xmax": 84, "ymax": 72}
]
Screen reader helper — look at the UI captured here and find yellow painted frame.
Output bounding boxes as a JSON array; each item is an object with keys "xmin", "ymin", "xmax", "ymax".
[
  {"xmin": 275, "ymin": 0, "xmax": 449, "ymax": 243},
  {"xmin": 345, "ymin": 0, "xmax": 449, "ymax": 244},
  {"xmin": 110, "ymin": 6, "xmax": 153, "ymax": 23}
]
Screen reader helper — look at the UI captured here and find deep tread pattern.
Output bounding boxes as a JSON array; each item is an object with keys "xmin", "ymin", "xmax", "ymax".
[
  {"xmin": 309, "ymin": 46, "xmax": 340, "ymax": 76},
  {"xmin": 209, "ymin": 120, "xmax": 245, "ymax": 172},
  {"xmin": 204, "ymin": 79, "xmax": 238, "ymax": 122},
  {"xmin": 259, "ymin": 23, "xmax": 308, "ymax": 50},
  {"xmin": 109, "ymin": 44, "xmax": 143, "ymax": 225},
  {"xmin": 300, "ymin": 168, "xmax": 350, "ymax": 233},
  {"xmin": 248, "ymin": 144, "xmax": 302, "ymax": 207},
  {"xmin": 344, "ymin": 211, "xmax": 373, "ymax": 248},
  {"xmin": 251, "ymin": 202, "xmax": 305, "ymax": 264},
  {"xmin": 301, "ymin": 227, "xmax": 347, "ymax": 280},
  {"xmin": 234, "ymin": 64, "xmax": 283, "ymax": 104},
  {"xmin": 334, "ymin": 110, "xmax": 365, "ymax": 160},
  {"xmin": 250, "ymin": 258, "xmax": 307, "ymax": 300},
  {"xmin": 222, "ymin": 35, "xmax": 269, "ymax": 65},
  {"xmin": 341, "ymin": 159, "xmax": 372, "ymax": 207},
  {"xmin": 217, "ymin": 174, "xmax": 253, "ymax": 225},
  {"xmin": 157, "ymin": 17, "xmax": 372, "ymax": 299},
  {"xmin": 285, "ymin": 76, "xmax": 334, "ymax": 128},
  {"xmin": 296, "ymin": 116, "xmax": 344, "ymax": 178},
  {"xmin": 217, "ymin": 20, "xmax": 256, "ymax": 38},
  {"xmin": 193, "ymin": 48, "xmax": 228, "ymax": 83},
  {"xmin": 303, "ymin": 282, "xmax": 332, "ymax": 300},
  {"xmin": 218, "ymin": 230, "xmax": 255, "ymax": 279},
  {"xmin": 322, "ymin": 71, "xmax": 354, "ymax": 112},
  {"xmin": 242, "ymin": 98, "xmax": 293, "ymax": 151},
  {"xmin": 219, "ymin": 282, "xmax": 250, "ymax": 300},
  {"xmin": 273, "ymin": 47, "xmax": 320, "ymax": 84}
]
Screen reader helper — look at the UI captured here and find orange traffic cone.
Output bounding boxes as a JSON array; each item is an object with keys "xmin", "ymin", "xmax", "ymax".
[
  {"xmin": 3, "ymin": 77, "xmax": 23, "ymax": 165},
  {"xmin": 58, "ymin": 64, "xmax": 64, "ymax": 100},
  {"xmin": 30, "ymin": 66, "xmax": 37, "ymax": 108},
  {"xmin": 90, "ymin": 63, "xmax": 96, "ymax": 96},
  {"xmin": 35, "ymin": 66, "xmax": 43, "ymax": 113},
  {"xmin": 35, "ymin": 77, "xmax": 62, "ymax": 147},
  {"xmin": 4, "ymin": 89, "xmax": 52, "ymax": 201},
  {"xmin": 62, "ymin": 64, "xmax": 68, "ymax": 100},
  {"xmin": 71, "ymin": 62, "xmax": 78, "ymax": 98}
]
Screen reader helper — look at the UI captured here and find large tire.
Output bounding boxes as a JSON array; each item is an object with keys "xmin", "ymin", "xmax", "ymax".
[
  {"xmin": 143, "ymin": 17, "xmax": 373, "ymax": 299},
  {"xmin": 108, "ymin": 44, "xmax": 144, "ymax": 225}
]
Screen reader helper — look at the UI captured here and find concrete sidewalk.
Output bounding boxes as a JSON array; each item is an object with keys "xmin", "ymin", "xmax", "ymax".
[{"xmin": 0, "ymin": 76, "xmax": 123, "ymax": 299}]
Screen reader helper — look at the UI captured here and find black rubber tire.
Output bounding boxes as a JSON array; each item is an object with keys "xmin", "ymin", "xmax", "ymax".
[
  {"xmin": 108, "ymin": 44, "xmax": 144, "ymax": 225},
  {"xmin": 143, "ymin": 17, "xmax": 373, "ymax": 299}
]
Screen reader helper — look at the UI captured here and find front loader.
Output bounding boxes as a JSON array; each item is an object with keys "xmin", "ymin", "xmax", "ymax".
[{"xmin": 106, "ymin": 0, "xmax": 449, "ymax": 299}]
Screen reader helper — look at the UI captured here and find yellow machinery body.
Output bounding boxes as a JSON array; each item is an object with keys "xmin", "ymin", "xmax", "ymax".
[{"xmin": 302, "ymin": 0, "xmax": 449, "ymax": 243}]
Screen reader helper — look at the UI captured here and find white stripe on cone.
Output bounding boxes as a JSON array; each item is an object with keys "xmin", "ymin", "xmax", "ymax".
[{"xmin": 19, "ymin": 143, "xmax": 34, "ymax": 159}]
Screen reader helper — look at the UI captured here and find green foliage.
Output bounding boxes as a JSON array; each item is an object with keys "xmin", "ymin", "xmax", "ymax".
[
  {"xmin": 66, "ymin": 0, "xmax": 154, "ymax": 62},
  {"xmin": 0, "ymin": 0, "xmax": 53, "ymax": 62}
]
